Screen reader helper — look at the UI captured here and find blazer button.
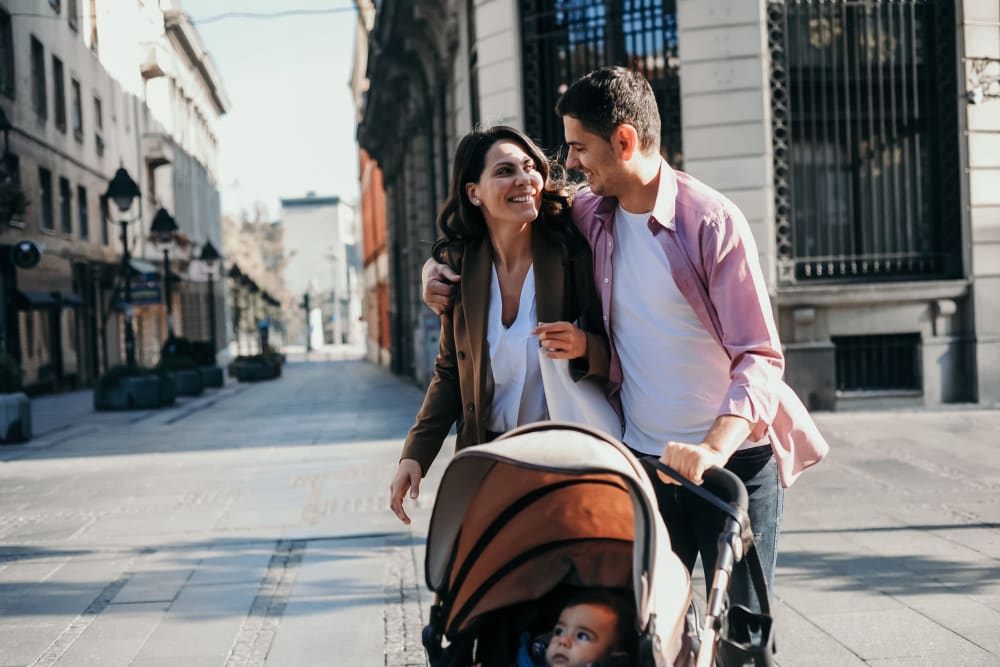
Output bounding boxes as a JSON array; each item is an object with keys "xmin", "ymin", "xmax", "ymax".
[
  {"xmin": 458, "ymin": 351, "xmax": 466, "ymax": 360},
  {"xmin": 466, "ymin": 403, "xmax": 475, "ymax": 413}
]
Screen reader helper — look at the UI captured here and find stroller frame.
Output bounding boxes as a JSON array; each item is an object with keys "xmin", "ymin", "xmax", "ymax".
[{"xmin": 420, "ymin": 423, "xmax": 775, "ymax": 666}]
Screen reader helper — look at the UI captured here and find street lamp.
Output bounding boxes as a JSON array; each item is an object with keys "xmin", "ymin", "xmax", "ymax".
[
  {"xmin": 199, "ymin": 240, "xmax": 221, "ymax": 354},
  {"xmin": 104, "ymin": 166, "xmax": 141, "ymax": 369},
  {"xmin": 150, "ymin": 207, "xmax": 178, "ymax": 337}
]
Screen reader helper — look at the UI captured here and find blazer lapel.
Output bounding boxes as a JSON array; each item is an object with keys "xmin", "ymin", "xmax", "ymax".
[
  {"xmin": 532, "ymin": 227, "xmax": 565, "ymax": 324},
  {"xmin": 460, "ymin": 237, "xmax": 492, "ymax": 430}
]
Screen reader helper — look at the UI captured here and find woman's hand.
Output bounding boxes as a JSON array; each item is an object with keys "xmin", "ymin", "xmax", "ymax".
[
  {"xmin": 389, "ymin": 459, "xmax": 423, "ymax": 525},
  {"xmin": 533, "ymin": 321, "xmax": 588, "ymax": 359}
]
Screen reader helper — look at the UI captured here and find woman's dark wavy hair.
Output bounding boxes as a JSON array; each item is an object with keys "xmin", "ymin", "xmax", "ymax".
[{"xmin": 432, "ymin": 125, "xmax": 584, "ymax": 269}]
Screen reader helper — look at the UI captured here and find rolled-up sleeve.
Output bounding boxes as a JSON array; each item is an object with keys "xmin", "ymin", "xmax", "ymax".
[{"xmin": 701, "ymin": 207, "xmax": 784, "ymax": 438}]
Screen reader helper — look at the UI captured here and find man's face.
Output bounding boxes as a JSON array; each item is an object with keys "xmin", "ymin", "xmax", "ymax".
[
  {"xmin": 562, "ymin": 116, "xmax": 622, "ymax": 197},
  {"xmin": 545, "ymin": 603, "xmax": 618, "ymax": 667}
]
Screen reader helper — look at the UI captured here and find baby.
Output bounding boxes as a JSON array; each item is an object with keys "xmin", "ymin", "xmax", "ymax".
[{"xmin": 542, "ymin": 590, "xmax": 633, "ymax": 667}]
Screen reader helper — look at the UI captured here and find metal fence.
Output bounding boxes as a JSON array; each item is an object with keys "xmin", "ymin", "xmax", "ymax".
[
  {"xmin": 520, "ymin": 0, "xmax": 682, "ymax": 166},
  {"xmin": 768, "ymin": 0, "xmax": 961, "ymax": 283},
  {"xmin": 832, "ymin": 333, "xmax": 921, "ymax": 392}
]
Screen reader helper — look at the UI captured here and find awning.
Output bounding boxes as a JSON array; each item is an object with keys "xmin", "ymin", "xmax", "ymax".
[
  {"xmin": 15, "ymin": 291, "xmax": 85, "ymax": 309},
  {"xmin": 129, "ymin": 258, "xmax": 159, "ymax": 279},
  {"xmin": 16, "ymin": 291, "xmax": 57, "ymax": 308}
]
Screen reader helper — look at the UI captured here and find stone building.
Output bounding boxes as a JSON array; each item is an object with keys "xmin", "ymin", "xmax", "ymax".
[
  {"xmin": 354, "ymin": 0, "xmax": 1000, "ymax": 408},
  {"xmin": 0, "ymin": 0, "xmax": 228, "ymax": 392}
]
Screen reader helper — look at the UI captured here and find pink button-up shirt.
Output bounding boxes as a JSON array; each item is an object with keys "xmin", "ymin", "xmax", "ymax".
[{"xmin": 572, "ymin": 161, "xmax": 828, "ymax": 487}]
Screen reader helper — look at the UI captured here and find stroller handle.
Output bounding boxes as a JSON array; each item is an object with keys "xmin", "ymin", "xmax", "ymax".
[{"xmin": 643, "ymin": 458, "xmax": 749, "ymax": 518}]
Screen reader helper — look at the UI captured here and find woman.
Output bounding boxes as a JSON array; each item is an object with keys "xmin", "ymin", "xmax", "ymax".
[{"xmin": 389, "ymin": 125, "xmax": 610, "ymax": 524}]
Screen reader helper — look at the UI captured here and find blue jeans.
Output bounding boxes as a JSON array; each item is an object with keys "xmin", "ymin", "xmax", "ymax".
[{"xmin": 640, "ymin": 445, "xmax": 783, "ymax": 613}]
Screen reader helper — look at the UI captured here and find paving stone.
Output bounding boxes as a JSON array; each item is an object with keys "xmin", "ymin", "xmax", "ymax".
[
  {"xmin": 811, "ymin": 607, "xmax": 983, "ymax": 662},
  {"xmin": 54, "ymin": 602, "xmax": 171, "ymax": 667},
  {"xmin": 265, "ymin": 537, "xmax": 389, "ymax": 667}
]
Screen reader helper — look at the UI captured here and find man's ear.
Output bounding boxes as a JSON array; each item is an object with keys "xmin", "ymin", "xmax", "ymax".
[{"xmin": 613, "ymin": 124, "xmax": 640, "ymax": 161}]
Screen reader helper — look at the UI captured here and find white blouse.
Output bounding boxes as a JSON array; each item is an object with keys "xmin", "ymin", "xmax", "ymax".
[{"xmin": 486, "ymin": 264, "xmax": 548, "ymax": 433}]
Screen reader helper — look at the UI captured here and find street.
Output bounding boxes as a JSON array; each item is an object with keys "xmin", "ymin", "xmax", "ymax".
[{"xmin": 2, "ymin": 356, "xmax": 999, "ymax": 666}]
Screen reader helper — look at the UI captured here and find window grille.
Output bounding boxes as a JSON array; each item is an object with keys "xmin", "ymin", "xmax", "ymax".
[
  {"xmin": 520, "ymin": 0, "xmax": 682, "ymax": 166},
  {"xmin": 768, "ymin": 0, "xmax": 960, "ymax": 283},
  {"xmin": 833, "ymin": 333, "xmax": 921, "ymax": 392}
]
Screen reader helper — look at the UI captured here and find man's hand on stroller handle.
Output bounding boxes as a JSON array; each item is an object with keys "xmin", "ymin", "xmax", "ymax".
[
  {"xmin": 657, "ymin": 415, "xmax": 751, "ymax": 485},
  {"xmin": 390, "ymin": 459, "xmax": 423, "ymax": 525}
]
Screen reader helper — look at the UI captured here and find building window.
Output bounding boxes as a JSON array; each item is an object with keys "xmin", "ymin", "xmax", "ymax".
[
  {"xmin": 88, "ymin": 0, "xmax": 99, "ymax": 53},
  {"xmin": 77, "ymin": 185, "xmax": 89, "ymax": 240},
  {"xmin": 53, "ymin": 56, "xmax": 66, "ymax": 132},
  {"xmin": 49, "ymin": 0, "xmax": 61, "ymax": 13},
  {"xmin": 67, "ymin": 0, "xmax": 78, "ymax": 30},
  {"xmin": 94, "ymin": 96, "xmax": 104, "ymax": 155},
  {"xmin": 520, "ymin": 0, "xmax": 683, "ymax": 167},
  {"xmin": 100, "ymin": 194, "xmax": 109, "ymax": 245},
  {"xmin": 71, "ymin": 78, "xmax": 83, "ymax": 141},
  {"xmin": 0, "ymin": 10, "xmax": 13, "ymax": 99},
  {"xmin": 768, "ymin": 0, "xmax": 961, "ymax": 283},
  {"xmin": 30, "ymin": 37, "xmax": 46, "ymax": 118},
  {"xmin": 39, "ymin": 167, "xmax": 54, "ymax": 230},
  {"xmin": 59, "ymin": 176, "xmax": 72, "ymax": 235}
]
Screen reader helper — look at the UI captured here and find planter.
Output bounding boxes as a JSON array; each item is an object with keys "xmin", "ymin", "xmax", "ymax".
[
  {"xmin": 0, "ymin": 393, "xmax": 31, "ymax": 443},
  {"xmin": 229, "ymin": 359, "xmax": 281, "ymax": 382},
  {"xmin": 94, "ymin": 375, "xmax": 163, "ymax": 410},
  {"xmin": 168, "ymin": 369, "xmax": 204, "ymax": 397},
  {"xmin": 199, "ymin": 365, "xmax": 225, "ymax": 388}
]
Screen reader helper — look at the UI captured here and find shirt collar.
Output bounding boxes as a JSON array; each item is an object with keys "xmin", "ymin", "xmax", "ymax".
[{"xmin": 594, "ymin": 158, "xmax": 678, "ymax": 231}]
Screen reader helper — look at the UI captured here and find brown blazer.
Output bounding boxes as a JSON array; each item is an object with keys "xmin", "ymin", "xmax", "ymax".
[{"xmin": 400, "ymin": 225, "xmax": 611, "ymax": 474}]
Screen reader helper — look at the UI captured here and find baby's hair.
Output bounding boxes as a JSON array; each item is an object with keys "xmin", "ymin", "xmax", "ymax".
[{"xmin": 559, "ymin": 588, "xmax": 635, "ymax": 652}]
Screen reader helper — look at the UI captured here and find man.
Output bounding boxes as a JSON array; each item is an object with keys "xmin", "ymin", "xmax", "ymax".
[{"xmin": 423, "ymin": 67, "xmax": 828, "ymax": 609}]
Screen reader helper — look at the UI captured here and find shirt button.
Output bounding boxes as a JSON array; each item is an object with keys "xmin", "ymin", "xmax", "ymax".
[
  {"xmin": 604, "ymin": 278, "xmax": 609, "ymax": 284},
  {"xmin": 458, "ymin": 351, "xmax": 466, "ymax": 360},
  {"xmin": 466, "ymin": 403, "xmax": 475, "ymax": 413},
  {"xmin": 607, "ymin": 241, "xmax": 612, "ymax": 247}
]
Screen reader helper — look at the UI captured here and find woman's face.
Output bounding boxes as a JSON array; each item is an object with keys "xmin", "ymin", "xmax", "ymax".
[{"xmin": 465, "ymin": 140, "xmax": 544, "ymax": 233}]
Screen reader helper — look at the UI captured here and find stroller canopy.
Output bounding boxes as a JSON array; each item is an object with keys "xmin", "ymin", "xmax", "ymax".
[{"xmin": 424, "ymin": 423, "xmax": 691, "ymax": 658}]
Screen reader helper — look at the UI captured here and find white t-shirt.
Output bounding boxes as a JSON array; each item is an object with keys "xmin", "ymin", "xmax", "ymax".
[
  {"xmin": 486, "ymin": 264, "xmax": 548, "ymax": 433},
  {"xmin": 610, "ymin": 206, "xmax": 756, "ymax": 455}
]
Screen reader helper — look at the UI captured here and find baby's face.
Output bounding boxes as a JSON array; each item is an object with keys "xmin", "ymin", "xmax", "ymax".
[{"xmin": 545, "ymin": 603, "xmax": 617, "ymax": 667}]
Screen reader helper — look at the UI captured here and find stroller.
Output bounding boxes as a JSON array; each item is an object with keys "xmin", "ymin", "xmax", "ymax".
[{"xmin": 420, "ymin": 423, "xmax": 775, "ymax": 667}]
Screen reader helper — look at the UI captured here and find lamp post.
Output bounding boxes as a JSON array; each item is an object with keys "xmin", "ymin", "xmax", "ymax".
[
  {"xmin": 150, "ymin": 207, "xmax": 178, "ymax": 338},
  {"xmin": 104, "ymin": 167, "xmax": 141, "ymax": 369},
  {"xmin": 228, "ymin": 264, "xmax": 243, "ymax": 354},
  {"xmin": 199, "ymin": 240, "xmax": 220, "ymax": 354}
]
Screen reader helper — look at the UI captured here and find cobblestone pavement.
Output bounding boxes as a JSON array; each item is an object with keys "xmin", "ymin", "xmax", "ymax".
[{"xmin": 2, "ymin": 358, "xmax": 999, "ymax": 666}]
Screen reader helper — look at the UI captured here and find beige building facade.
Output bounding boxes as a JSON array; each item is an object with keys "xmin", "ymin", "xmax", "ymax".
[
  {"xmin": 356, "ymin": 0, "xmax": 999, "ymax": 409},
  {"xmin": 0, "ymin": 0, "xmax": 228, "ymax": 391}
]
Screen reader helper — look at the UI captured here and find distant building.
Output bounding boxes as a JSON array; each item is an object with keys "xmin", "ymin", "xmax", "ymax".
[
  {"xmin": 279, "ymin": 194, "xmax": 362, "ymax": 347},
  {"xmin": 0, "ymin": 0, "xmax": 228, "ymax": 392},
  {"xmin": 356, "ymin": 0, "xmax": 1000, "ymax": 408}
]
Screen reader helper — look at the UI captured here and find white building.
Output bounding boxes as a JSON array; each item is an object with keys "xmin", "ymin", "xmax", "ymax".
[
  {"xmin": 0, "ymin": 0, "xmax": 228, "ymax": 389},
  {"xmin": 279, "ymin": 194, "xmax": 361, "ymax": 347}
]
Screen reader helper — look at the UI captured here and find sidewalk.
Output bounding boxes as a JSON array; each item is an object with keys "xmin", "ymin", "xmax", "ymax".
[{"xmin": 2, "ymin": 360, "xmax": 998, "ymax": 666}]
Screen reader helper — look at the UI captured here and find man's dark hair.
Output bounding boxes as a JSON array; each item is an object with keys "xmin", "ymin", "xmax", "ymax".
[{"xmin": 555, "ymin": 66, "xmax": 661, "ymax": 155}]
